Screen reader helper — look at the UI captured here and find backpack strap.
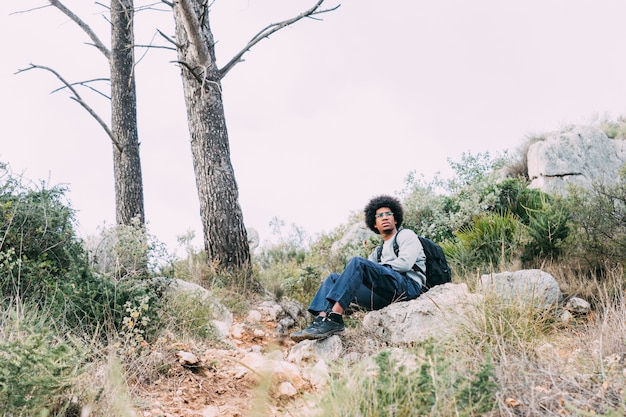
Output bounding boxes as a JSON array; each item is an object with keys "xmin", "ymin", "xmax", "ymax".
[
  {"xmin": 375, "ymin": 244, "xmax": 383, "ymax": 262},
  {"xmin": 392, "ymin": 228, "xmax": 403, "ymax": 255},
  {"xmin": 395, "ymin": 228, "xmax": 426, "ymax": 277}
]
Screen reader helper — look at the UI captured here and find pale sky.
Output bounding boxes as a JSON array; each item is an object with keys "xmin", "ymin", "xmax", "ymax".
[{"xmin": 2, "ymin": 0, "xmax": 626, "ymax": 254}]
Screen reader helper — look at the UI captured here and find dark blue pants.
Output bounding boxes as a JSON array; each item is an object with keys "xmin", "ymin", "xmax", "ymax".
[{"xmin": 307, "ymin": 257, "xmax": 422, "ymax": 316}]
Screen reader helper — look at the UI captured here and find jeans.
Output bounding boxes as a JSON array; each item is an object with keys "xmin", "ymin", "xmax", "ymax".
[{"xmin": 307, "ymin": 256, "xmax": 422, "ymax": 316}]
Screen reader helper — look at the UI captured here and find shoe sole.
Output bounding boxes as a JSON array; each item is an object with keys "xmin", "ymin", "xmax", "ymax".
[{"xmin": 290, "ymin": 327, "xmax": 345, "ymax": 342}]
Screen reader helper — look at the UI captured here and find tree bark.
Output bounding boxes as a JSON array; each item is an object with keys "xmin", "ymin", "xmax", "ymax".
[
  {"xmin": 110, "ymin": 0, "xmax": 145, "ymax": 226},
  {"xmin": 173, "ymin": 1, "xmax": 251, "ymax": 272}
]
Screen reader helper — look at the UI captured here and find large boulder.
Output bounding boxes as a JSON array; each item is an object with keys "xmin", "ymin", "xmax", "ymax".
[
  {"xmin": 361, "ymin": 283, "xmax": 483, "ymax": 344},
  {"xmin": 478, "ymin": 269, "xmax": 562, "ymax": 309},
  {"xmin": 527, "ymin": 125, "xmax": 626, "ymax": 195}
]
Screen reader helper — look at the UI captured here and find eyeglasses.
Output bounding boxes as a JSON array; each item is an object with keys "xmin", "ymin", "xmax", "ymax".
[{"xmin": 375, "ymin": 211, "xmax": 394, "ymax": 218}]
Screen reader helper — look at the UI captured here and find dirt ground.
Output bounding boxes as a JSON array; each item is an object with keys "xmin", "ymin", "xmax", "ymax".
[{"xmin": 132, "ymin": 315, "xmax": 306, "ymax": 417}]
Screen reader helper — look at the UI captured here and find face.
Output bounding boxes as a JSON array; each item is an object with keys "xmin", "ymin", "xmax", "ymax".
[{"xmin": 374, "ymin": 206, "xmax": 397, "ymax": 234}]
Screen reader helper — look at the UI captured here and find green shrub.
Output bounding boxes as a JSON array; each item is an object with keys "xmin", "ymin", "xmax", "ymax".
[
  {"xmin": 598, "ymin": 116, "xmax": 626, "ymax": 139},
  {"xmin": 562, "ymin": 170, "xmax": 626, "ymax": 275},
  {"xmin": 0, "ymin": 179, "xmax": 84, "ymax": 301},
  {"xmin": 490, "ymin": 179, "xmax": 570, "ymax": 265},
  {"xmin": 452, "ymin": 211, "xmax": 524, "ymax": 274},
  {"xmin": 0, "ymin": 301, "xmax": 83, "ymax": 416},
  {"xmin": 158, "ymin": 291, "xmax": 221, "ymax": 343},
  {"xmin": 401, "ymin": 172, "xmax": 456, "ymax": 242},
  {"xmin": 521, "ymin": 195, "xmax": 569, "ymax": 265},
  {"xmin": 0, "ymin": 165, "xmax": 171, "ymax": 342}
]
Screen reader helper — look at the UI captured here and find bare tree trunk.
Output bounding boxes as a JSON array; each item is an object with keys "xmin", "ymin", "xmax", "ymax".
[
  {"xmin": 173, "ymin": 1, "xmax": 251, "ymax": 272},
  {"xmin": 38, "ymin": 0, "xmax": 145, "ymax": 228},
  {"xmin": 110, "ymin": 0, "xmax": 145, "ymax": 226}
]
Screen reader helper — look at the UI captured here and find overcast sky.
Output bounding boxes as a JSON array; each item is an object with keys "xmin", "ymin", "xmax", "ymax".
[{"xmin": 2, "ymin": 0, "xmax": 626, "ymax": 254}]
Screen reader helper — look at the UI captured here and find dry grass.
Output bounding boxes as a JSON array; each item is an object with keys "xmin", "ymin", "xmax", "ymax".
[{"xmin": 464, "ymin": 265, "xmax": 626, "ymax": 416}]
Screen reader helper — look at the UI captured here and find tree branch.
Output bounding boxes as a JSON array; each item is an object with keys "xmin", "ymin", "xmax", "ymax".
[
  {"xmin": 177, "ymin": 0, "xmax": 212, "ymax": 67},
  {"xmin": 50, "ymin": 78, "xmax": 111, "ymax": 100},
  {"xmin": 156, "ymin": 29, "xmax": 180, "ymax": 49},
  {"xmin": 177, "ymin": 60, "xmax": 221, "ymax": 93},
  {"xmin": 48, "ymin": 0, "xmax": 111, "ymax": 60},
  {"xmin": 219, "ymin": 0, "xmax": 340, "ymax": 78},
  {"xmin": 16, "ymin": 64, "xmax": 118, "ymax": 150}
]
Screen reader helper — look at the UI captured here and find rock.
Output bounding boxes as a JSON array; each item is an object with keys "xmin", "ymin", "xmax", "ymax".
[
  {"xmin": 361, "ymin": 283, "xmax": 483, "ymax": 344},
  {"xmin": 302, "ymin": 360, "xmax": 330, "ymax": 390},
  {"xmin": 230, "ymin": 323, "xmax": 245, "ymax": 339},
  {"xmin": 234, "ymin": 351, "xmax": 306, "ymax": 390},
  {"xmin": 176, "ymin": 351, "xmax": 199, "ymax": 366},
  {"xmin": 527, "ymin": 126, "xmax": 626, "ymax": 196},
  {"xmin": 560, "ymin": 310, "xmax": 573, "ymax": 323},
  {"xmin": 276, "ymin": 381, "xmax": 298, "ymax": 398},
  {"xmin": 246, "ymin": 310, "xmax": 262, "ymax": 323},
  {"xmin": 479, "ymin": 269, "xmax": 562, "ymax": 309},
  {"xmin": 277, "ymin": 298, "xmax": 307, "ymax": 335},
  {"xmin": 287, "ymin": 335, "xmax": 343, "ymax": 363},
  {"xmin": 257, "ymin": 300, "xmax": 284, "ymax": 322},
  {"xmin": 277, "ymin": 316, "xmax": 296, "ymax": 336},
  {"xmin": 280, "ymin": 298, "xmax": 306, "ymax": 321},
  {"xmin": 212, "ymin": 320, "xmax": 231, "ymax": 340},
  {"xmin": 199, "ymin": 406, "xmax": 220, "ymax": 417},
  {"xmin": 565, "ymin": 297, "xmax": 591, "ymax": 315}
]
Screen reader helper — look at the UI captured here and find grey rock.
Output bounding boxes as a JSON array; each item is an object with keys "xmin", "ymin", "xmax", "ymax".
[
  {"xmin": 479, "ymin": 269, "xmax": 562, "ymax": 308},
  {"xmin": 361, "ymin": 283, "xmax": 483, "ymax": 344},
  {"xmin": 527, "ymin": 126, "xmax": 626, "ymax": 195}
]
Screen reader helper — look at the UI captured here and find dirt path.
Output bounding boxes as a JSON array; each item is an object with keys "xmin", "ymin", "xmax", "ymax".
[{"xmin": 133, "ymin": 315, "xmax": 302, "ymax": 417}]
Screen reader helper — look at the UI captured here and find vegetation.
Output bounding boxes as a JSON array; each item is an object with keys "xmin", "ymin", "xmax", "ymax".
[{"xmin": 2, "ymin": 116, "xmax": 626, "ymax": 415}]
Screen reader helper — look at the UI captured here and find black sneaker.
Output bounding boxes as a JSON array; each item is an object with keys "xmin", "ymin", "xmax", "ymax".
[
  {"xmin": 290, "ymin": 315, "xmax": 324, "ymax": 342},
  {"xmin": 290, "ymin": 314, "xmax": 345, "ymax": 342}
]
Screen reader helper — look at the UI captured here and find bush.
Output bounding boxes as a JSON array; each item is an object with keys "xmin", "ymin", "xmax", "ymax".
[
  {"xmin": 452, "ymin": 211, "xmax": 524, "ymax": 275},
  {"xmin": 0, "ymin": 164, "xmax": 171, "ymax": 343},
  {"xmin": 254, "ymin": 222, "xmax": 345, "ymax": 304},
  {"xmin": 158, "ymin": 291, "xmax": 221, "ymax": 343},
  {"xmin": 0, "ymin": 178, "xmax": 84, "ymax": 301},
  {"xmin": 0, "ymin": 301, "xmax": 83, "ymax": 416},
  {"xmin": 563, "ymin": 170, "xmax": 626, "ymax": 275}
]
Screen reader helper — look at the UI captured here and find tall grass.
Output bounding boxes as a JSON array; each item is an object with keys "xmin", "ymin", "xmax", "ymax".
[{"xmin": 318, "ymin": 341, "xmax": 497, "ymax": 417}]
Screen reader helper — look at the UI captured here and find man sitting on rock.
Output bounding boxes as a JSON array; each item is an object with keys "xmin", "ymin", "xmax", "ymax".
[{"xmin": 290, "ymin": 195, "xmax": 425, "ymax": 342}]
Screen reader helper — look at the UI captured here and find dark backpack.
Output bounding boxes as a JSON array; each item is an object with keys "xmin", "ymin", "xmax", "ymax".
[{"xmin": 376, "ymin": 229, "xmax": 452, "ymax": 291}]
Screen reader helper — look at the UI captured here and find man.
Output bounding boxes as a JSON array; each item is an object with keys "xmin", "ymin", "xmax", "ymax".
[{"xmin": 290, "ymin": 195, "xmax": 425, "ymax": 342}]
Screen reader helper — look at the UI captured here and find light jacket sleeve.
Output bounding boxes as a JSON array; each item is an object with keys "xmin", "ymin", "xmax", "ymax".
[{"xmin": 385, "ymin": 229, "xmax": 424, "ymax": 273}]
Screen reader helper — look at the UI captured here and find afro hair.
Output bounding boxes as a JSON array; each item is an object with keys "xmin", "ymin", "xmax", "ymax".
[{"xmin": 364, "ymin": 195, "xmax": 404, "ymax": 234}]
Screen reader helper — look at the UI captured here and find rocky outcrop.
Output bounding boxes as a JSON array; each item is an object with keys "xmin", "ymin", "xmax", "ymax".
[{"xmin": 527, "ymin": 125, "xmax": 626, "ymax": 195}]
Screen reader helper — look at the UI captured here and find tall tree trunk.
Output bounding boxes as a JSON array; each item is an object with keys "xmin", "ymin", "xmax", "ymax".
[
  {"xmin": 173, "ymin": 1, "xmax": 251, "ymax": 272},
  {"xmin": 110, "ymin": 0, "xmax": 145, "ymax": 226}
]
